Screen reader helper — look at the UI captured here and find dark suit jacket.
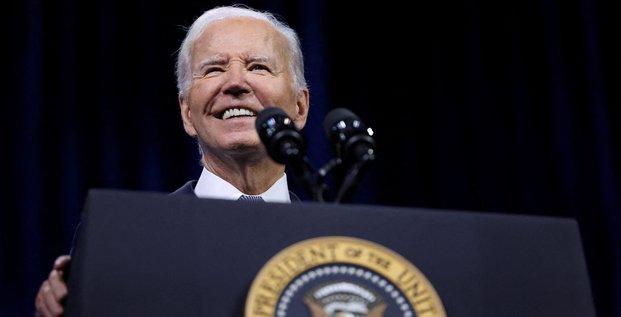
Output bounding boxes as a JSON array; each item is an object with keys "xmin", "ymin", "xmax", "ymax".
[{"xmin": 171, "ymin": 180, "xmax": 301, "ymax": 202}]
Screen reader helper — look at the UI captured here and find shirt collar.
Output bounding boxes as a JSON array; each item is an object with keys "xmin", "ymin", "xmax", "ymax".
[{"xmin": 193, "ymin": 167, "xmax": 291, "ymax": 203}]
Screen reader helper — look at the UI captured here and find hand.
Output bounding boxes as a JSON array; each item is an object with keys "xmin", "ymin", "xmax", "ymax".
[{"xmin": 35, "ymin": 255, "xmax": 71, "ymax": 317}]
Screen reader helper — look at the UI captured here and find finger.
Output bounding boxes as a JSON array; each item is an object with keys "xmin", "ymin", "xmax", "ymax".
[
  {"xmin": 53, "ymin": 255, "xmax": 71, "ymax": 270},
  {"xmin": 42, "ymin": 280, "xmax": 65, "ymax": 316},
  {"xmin": 48, "ymin": 270, "xmax": 68, "ymax": 301},
  {"xmin": 35, "ymin": 284, "xmax": 53, "ymax": 317}
]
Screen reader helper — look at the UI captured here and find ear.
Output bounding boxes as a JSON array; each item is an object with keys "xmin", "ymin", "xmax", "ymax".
[
  {"xmin": 179, "ymin": 94, "xmax": 198, "ymax": 137},
  {"xmin": 293, "ymin": 88, "xmax": 310, "ymax": 130}
]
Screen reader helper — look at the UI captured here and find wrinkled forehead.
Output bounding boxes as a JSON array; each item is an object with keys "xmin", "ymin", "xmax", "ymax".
[{"xmin": 191, "ymin": 17, "xmax": 289, "ymax": 64}]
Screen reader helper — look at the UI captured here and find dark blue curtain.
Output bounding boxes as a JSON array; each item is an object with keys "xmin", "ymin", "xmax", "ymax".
[{"xmin": 2, "ymin": 0, "xmax": 619, "ymax": 316}]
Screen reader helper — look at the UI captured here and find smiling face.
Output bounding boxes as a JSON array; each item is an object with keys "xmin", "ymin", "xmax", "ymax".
[{"xmin": 179, "ymin": 17, "xmax": 309, "ymax": 165}]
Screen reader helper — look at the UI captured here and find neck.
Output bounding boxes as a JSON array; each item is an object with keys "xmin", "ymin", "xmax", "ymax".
[{"xmin": 202, "ymin": 154, "xmax": 284, "ymax": 195}]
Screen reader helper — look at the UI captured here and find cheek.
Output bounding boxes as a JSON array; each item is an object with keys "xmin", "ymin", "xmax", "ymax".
[
  {"xmin": 187, "ymin": 83, "xmax": 218, "ymax": 112},
  {"xmin": 252, "ymin": 80, "xmax": 295, "ymax": 107},
  {"xmin": 190, "ymin": 79, "xmax": 221, "ymax": 98}
]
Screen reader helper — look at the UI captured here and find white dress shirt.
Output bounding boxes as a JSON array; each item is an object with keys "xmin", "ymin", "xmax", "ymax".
[{"xmin": 193, "ymin": 167, "xmax": 291, "ymax": 203}]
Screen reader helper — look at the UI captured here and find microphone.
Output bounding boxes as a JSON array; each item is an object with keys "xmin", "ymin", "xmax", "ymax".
[
  {"xmin": 323, "ymin": 108, "xmax": 376, "ymax": 203},
  {"xmin": 256, "ymin": 107, "xmax": 305, "ymax": 165},
  {"xmin": 323, "ymin": 107, "xmax": 376, "ymax": 166},
  {"xmin": 256, "ymin": 107, "xmax": 323, "ymax": 202}
]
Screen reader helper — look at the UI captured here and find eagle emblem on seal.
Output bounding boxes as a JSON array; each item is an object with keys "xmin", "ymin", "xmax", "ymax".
[{"xmin": 304, "ymin": 281, "xmax": 387, "ymax": 317}]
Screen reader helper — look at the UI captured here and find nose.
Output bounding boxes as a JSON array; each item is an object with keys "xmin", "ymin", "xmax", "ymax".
[{"xmin": 222, "ymin": 65, "xmax": 251, "ymax": 97}]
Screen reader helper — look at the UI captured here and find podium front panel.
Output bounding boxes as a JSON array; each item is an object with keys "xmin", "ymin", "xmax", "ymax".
[{"xmin": 65, "ymin": 189, "xmax": 596, "ymax": 317}]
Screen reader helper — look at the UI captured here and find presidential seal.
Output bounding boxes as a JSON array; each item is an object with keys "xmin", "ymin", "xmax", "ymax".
[{"xmin": 244, "ymin": 236, "xmax": 446, "ymax": 317}]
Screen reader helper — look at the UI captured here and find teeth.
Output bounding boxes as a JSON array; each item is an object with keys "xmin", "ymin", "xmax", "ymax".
[{"xmin": 222, "ymin": 108, "xmax": 256, "ymax": 120}]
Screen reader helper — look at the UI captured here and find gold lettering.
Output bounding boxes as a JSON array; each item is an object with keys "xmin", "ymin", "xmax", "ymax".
[
  {"xmin": 367, "ymin": 252, "xmax": 391, "ymax": 269},
  {"xmin": 275, "ymin": 263, "xmax": 291, "ymax": 278},
  {"xmin": 416, "ymin": 304, "xmax": 437, "ymax": 316},
  {"xmin": 258, "ymin": 263, "xmax": 293, "ymax": 295},
  {"xmin": 267, "ymin": 267, "xmax": 286, "ymax": 284},
  {"xmin": 397, "ymin": 269, "xmax": 431, "ymax": 299},
  {"xmin": 397, "ymin": 269, "xmax": 416, "ymax": 285},
  {"xmin": 345, "ymin": 247, "xmax": 362, "ymax": 258},
  {"xmin": 402, "ymin": 281, "xmax": 428, "ymax": 299},
  {"xmin": 260, "ymin": 280, "xmax": 279, "ymax": 296},
  {"xmin": 294, "ymin": 250, "xmax": 311, "ymax": 267},
  {"xmin": 252, "ymin": 294, "xmax": 275, "ymax": 316},
  {"xmin": 326, "ymin": 243, "xmax": 338, "ymax": 260},
  {"xmin": 403, "ymin": 282, "xmax": 422, "ymax": 297},
  {"xmin": 282, "ymin": 255, "xmax": 304, "ymax": 273},
  {"xmin": 413, "ymin": 294, "xmax": 431, "ymax": 305},
  {"xmin": 306, "ymin": 243, "xmax": 338, "ymax": 263}
]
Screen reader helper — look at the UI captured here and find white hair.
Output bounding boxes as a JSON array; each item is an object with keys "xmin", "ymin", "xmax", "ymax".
[{"xmin": 175, "ymin": 4, "xmax": 307, "ymax": 98}]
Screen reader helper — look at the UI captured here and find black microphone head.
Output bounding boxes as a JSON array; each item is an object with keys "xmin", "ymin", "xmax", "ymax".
[
  {"xmin": 256, "ymin": 107, "xmax": 286, "ymax": 135},
  {"xmin": 323, "ymin": 107, "xmax": 376, "ymax": 164},
  {"xmin": 323, "ymin": 108, "xmax": 359, "ymax": 135},
  {"xmin": 255, "ymin": 107, "xmax": 305, "ymax": 164}
]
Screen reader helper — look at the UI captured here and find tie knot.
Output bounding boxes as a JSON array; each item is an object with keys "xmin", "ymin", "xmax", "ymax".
[{"xmin": 238, "ymin": 195, "xmax": 265, "ymax": 202}]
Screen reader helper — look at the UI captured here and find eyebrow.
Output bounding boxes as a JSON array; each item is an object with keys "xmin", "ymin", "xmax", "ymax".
[
  {"xmin": 248, "ymin": 55, "xmax": 271, "ymax": 64},
  {"xmin": 196, "ymin": 55, "xmax": 228, "ymax": 69},
  {"xmin": 196, "ymin": 55, "xmax": 274, "ymax": 69}
]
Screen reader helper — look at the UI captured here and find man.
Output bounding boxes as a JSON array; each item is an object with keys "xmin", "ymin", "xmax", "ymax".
[{"xmin": 34, "ymin": 5, "xmax": 309, "ymax": 316}]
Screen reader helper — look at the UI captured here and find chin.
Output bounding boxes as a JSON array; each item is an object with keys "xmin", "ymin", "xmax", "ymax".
[{"xmin": 225, "ymin": 139, "xmax": 263, "ymax": 153}]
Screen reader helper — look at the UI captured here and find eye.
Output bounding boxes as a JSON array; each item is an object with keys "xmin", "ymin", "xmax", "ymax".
[
  {"xmin": 203, "ymin": 66, "xmax": 225, "ymax": 77},
  {"xmin": 194, "ymin": 66, "xmax": 225, "ymax": 79},
  {"xmin": 248, "ymin": 63, "xmax": 271, "ymax": 73}
]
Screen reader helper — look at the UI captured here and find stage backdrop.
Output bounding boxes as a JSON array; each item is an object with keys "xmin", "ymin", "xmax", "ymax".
[{"xmin": 2, "ymin": 0, "xmax": 619, "ymax": 316}]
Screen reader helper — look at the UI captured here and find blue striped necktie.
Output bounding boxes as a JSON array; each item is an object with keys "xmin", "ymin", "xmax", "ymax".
[{"xmin": 238, "ymin": 195, "xmax": 265, "ymax": 202}]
